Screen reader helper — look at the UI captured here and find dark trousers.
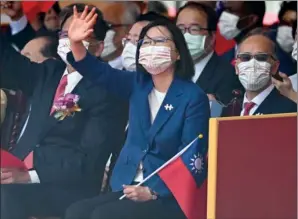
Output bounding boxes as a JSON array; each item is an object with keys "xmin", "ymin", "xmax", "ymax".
[
  {"xmin": 1, "ymin": 184, "xmax": 99, "ymax": 219},
  {"xmin": 65, "ymin": 192, "xmax": 186, "ymax": 219}
]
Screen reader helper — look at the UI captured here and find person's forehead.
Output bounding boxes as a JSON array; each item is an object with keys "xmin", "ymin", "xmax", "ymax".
[
  {"xmin": 129, "ymin": 22, "xmax": 148, "ymax": 36},
  {"xmin": 239, "ymin": 35, "xmax": 273, "ymax": 53},
  {"xmin": 282, "ymin": 10, "xmax": 297, "ymax": 23},
  {"xmin": 177, "ymin": 7, "xmax": 208, "ymax": 25},
  {"xmin": 145, "ymin": 26, "xmax": 171, "ymax": 39}
]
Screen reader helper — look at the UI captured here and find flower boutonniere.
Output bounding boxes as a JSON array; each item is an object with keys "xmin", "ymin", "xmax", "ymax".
[{"xmin": 53, "ymin": 94, "xmax": 82, "ymax": 121}]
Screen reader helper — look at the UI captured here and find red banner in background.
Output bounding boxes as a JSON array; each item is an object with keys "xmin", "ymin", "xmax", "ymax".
[{"xmin": 22, "ymin": 1, "xmax": 55, "ymax": 22}]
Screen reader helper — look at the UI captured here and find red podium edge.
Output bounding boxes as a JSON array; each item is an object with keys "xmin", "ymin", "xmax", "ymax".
[{"xmin": 206, "ymin": 113, "xmax": 298, "ymax": 219}]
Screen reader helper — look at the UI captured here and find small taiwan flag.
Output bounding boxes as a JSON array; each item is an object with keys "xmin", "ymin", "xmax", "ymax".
[{"xmin": 158, "ymin": 135, "xmax": 208, "ymax": 219}]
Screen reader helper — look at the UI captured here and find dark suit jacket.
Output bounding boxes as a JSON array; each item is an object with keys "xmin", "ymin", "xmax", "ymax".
[
  {"xmin": 0, "ymin": 34, "xmax": 128, "ymax": 189},
  {"xmin": 195, "ymin": 53, "xmax": 243, "ymax": 104},
  {"xmin": 240, "ymin": 88, "xmax": 297, "ymax": 115}
]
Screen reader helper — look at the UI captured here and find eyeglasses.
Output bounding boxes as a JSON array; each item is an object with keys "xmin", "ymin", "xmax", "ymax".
[
  {"xmin": 58, "ymin": 30, "xmax": 68, "ymax": 39},
  {"xmin": 177, "ymin": 24, "xmax": 209, "ymax": 35},
  {"xmin": 139, "ymin": 37, "xmax": 173, "ymax": 47},
  {"xmin": 236, "ymin": 53, "xmax": 276, "ymax": 62}
]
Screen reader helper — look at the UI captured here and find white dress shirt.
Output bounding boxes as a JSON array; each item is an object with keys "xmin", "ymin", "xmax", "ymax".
[
  {"xmin": 289, "ymin": 73, "xmax": 297, "ymax": 92},
  {"xmin": 9, "ymin": 15, "xmax": 27, "ymax": 35},
  {"xmin": 108, "ymin": 56, "xmax": 123, "ymax": 70},
  {"xmin": 133, "ymin": 88, "xmax": 166, "ymax": 182},
  {"xmin": 23, "ymin": 69, "xmax": 83, "ymax": 183},
  {"xmin": 241, "ymin": 85, "xmax": 274, "ymax": 116},
  {"xmin": 192, "ymin": 52, "xmax": 214, "ymax": 83}
]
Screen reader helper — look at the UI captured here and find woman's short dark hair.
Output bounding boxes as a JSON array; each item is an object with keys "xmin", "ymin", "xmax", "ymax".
[
  {"xmin": 59, "ymin": 3, "xmax": 110, "ymax": 41},
  {"xmin": 176, "ymin": 2, "xmax": 218, "ymax": 32},
  {"xmin": 135, "ymin": 18, "xmax": 195, "ymax": 81}
]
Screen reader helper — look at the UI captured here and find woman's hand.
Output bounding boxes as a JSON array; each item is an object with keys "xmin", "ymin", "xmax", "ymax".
[
  {"xmin": 68, "ymin": 5, "xmax": 97, "ymax": 43},
  {"xmin": 123, "ymin": 185, "xmax": 155, "ymax": 202},
  {"xmin": 272, "ymin": 72, "xmax": 297, "ymax": 103}
]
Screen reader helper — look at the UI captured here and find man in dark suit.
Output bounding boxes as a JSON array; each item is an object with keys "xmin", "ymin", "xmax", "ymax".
[
  {"xmin": 0, "ymin": 3, "xmax": 128, "ymax": 219},
  {"xmin": 234, "ymin": 31, "xmax": 297, "ymax": 116},
  {"xmin": 176, "ymin": 2, "xmax": 242, "ymax": 105}
]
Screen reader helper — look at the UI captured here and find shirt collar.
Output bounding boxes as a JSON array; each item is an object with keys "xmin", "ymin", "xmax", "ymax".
[
  {"xmin": 62, "ymin": 68, "xmax": 83, "ymax": 85},
  {"xmin": 108, "ymin": 56, "xmax": 123, "ymax": 70},
  {"xmin": 192, "ymin": 51, "xmax": 214, "ymax": 83},
  {"xmin": 243, "ymin": 84, "xmax": 274, "ymax": 108}
]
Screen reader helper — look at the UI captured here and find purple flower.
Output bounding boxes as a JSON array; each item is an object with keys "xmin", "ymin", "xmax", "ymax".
[
  {"xmin": 66, "ymin": 101, "xmax": 75, "ymax": 109},
  {"xmin": 65, "ymin": 93, "xmax": 79, "ymax": 103}
]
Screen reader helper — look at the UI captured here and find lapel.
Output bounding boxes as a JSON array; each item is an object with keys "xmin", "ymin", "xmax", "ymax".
[
  {"xmin": 253, "ymin": 88, "xmax": 277, "ymax": 115},
  {"xmin": 196, "ymin": 53, "xmax": 218, "ymax": 90},
  {"xmin": 147, "ymin": 78, "xmax": 184, "ymax": 146},
  {"xmin": 38, "ymin": 75, "xmax": 93, "ymax": 142}
]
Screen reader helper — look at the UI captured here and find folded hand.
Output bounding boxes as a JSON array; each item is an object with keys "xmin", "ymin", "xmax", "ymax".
[
  {"xmin": 0, "ymin": 167, "xmax": 30, "ymax": 184},
  {"xmin": 123, "ymin": 185, "xmax": 153, "ymax": 202}
]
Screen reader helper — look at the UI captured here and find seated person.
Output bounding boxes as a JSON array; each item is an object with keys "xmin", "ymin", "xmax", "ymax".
[
  {"xmin": 268, "ymin": 1, "xmax": 297, "ymax": 76},
  {"xmin": 65, "ymin": 7, "xmax": 209, "ymax": 219},
  {"xmin": 176, "ymin": 2, "xmax": 242, "ymax": 104},
  {"xmin": 0, "ymin": 4, "xmax": 128, "ymax": 219},
  {"xmin": 234, "ymin": 30, "xmax": 297, "ymax": 116}
]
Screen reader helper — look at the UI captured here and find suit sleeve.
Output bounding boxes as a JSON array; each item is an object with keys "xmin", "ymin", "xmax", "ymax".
[
  {"xmin": 0, "ymin": 33, "xmax": 51, "ymax": 96},
  {"xmin": 34, "ymin": 92, "xmax": 128, "ymax": 186},
  {"xmin": 67, "ymin": 52, "xmax": 136, "ymax": 100}
]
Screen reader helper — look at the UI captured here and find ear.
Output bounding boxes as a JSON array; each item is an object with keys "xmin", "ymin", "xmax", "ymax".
[{"xmin": 94, "ymin": 41, "xmax": 105, "ymax": 57}]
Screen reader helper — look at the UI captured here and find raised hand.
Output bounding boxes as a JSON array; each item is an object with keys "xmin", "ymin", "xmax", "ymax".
[
  {"xmin": 68, "ymin": 5, "xmax": 98, "ymax": 43},
  {"xmin": 0, "ymin": 1, "xmax": 23, "ymax": 20}
]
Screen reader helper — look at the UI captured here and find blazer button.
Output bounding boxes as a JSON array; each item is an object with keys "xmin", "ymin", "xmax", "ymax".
[
  {"xmin": 143, "ymin": 149, "xmax": 147, "ymax": 153},
  {"xmin": 36, "ymin": 144, "xmax": 40, "ymax": 148}
]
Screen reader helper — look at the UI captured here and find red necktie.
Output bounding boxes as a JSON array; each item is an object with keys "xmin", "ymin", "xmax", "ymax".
[
  {"xmin": 24, "ymin": 75, "xmax": 68, "ymax": 169},
  {"xmin": 243, "ymin": 102, "xmax": 256, "ymax": 116}
]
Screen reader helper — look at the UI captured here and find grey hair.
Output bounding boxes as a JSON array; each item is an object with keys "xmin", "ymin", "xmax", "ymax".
[
  {"xmin": 122, "ymin": 2, "xmax": 141, "ymax": 24},
  {"xmin": 237, "ymin": 27, "xmax": 278, "ymax": 59}
]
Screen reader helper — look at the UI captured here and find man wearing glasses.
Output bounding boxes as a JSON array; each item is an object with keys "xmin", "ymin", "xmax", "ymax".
[
  {"xmin": 176, "ymin": 2, "xmax": 242, "ymax": 105},
  {"xmin": 235, "ymin": 30, "xmax": 296, "ymax": 116},
  {"xmin": 0, "ymin": 3, "xmax": 128, "ymax": 219}
]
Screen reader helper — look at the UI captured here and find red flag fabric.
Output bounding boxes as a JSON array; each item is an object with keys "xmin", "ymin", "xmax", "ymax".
[
  {"xmin": 21, "ymin": 1, "xmax": 55, "ymax": 22},
  {"xmin": 158, "ymin": 138, "xmax": 208, "ymax": 219},
  {"xmin": 1, "ymin": 149, "xmax": 28, "ymax": 170}
]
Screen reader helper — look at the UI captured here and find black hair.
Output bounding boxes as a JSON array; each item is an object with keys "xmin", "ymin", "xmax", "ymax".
[
  {"xmin": 278, "ymin": 1, "xmax": 297, "ymax": 22},
  {"xmin": 59, "ymin": 3, "xmax": 110, "ymax": 41},
  {"xmin": 293, "ymin": 21, "xmax": 297, "ymax": 39},
  {"xmin": 52, "ymin": 2, "xmax": 61, "ymax": 15},
  {"xmin": 137, "ymin": 11, "xmax": 168, "ymax": 23},
  {"xmin": 242, "ymin": 1, "xmax": 266, "ymax": 27},
  {"xmin": 34, "ymin": 32, "xmax": 59, "ymax": 59},
  {"xmin": 176, "ymin": 2, "xmax": 218, "ymax": 32},
  {"xmin": 147, "ymin": 1, "xmax": 168, "ymax": 15},
  {"xmin": 135, "ymin": 18, "xmax": 195, "ymax": 81}
]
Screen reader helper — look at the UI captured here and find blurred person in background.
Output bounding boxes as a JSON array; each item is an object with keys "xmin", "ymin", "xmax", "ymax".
[
  {"xmin": 218, "ymin": 1, "xmax": 266, "ymax": 64},
  {"xmin": 100, "ymin": 2, "xmax": 141, "ymax": 69},
  {"xmin": 0, "ymin": 4, "xmax": 128, "ymax": 219},
  {"xmin": 235, "ymin": 30, "xmax": 296, "ymax": 116},
  {"xmin": 272, "ymin": 22, "xmax": 297, "ymax": 103},
  {"xmin": 176, "ymin": 2, "xmax": 242, "ymax": 104},
  {"xmin": 269, "ymin": 1, "xmax": 297, "ymax": 76},
  {"xmin": 147, "ymin": 1, "xmax": 168, "ymax": 17},
  {"xmin": 121, "ymin": 12, "xmax": 167, "ymax": 71}
]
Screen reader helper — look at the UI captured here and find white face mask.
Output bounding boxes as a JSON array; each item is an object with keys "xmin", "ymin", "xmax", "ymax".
[
  {"xmin": 184, "ymin": 33, "xmax": 206, "ymax": 60},
  {"xmin": 57, "ymin": 38, "xmax": 89, "ymax": 65},
  {"xmin": 121, "ymin": 42, "xmax": 137, "ymax": 71},
  {"xmin": 101, "ymin": 30, "xmax": 117, "ymax": 58},
  {"xmin": 218, "ymin": 11, "xmax": 241, "ymax": 40},
  {"xmin": 292, "ymin": 41, "xmax": 297, "ymax": 61},
  {"xmin": 139, "ymin": 46, "xmax": 173, "ymax": 75},
  {"xmin": 237, "ymin": 58, "xmax": 272, "ymax": 91},
  {"xmin": 276, "ymin": 26, "xmax": 295, "ymax": 53}
]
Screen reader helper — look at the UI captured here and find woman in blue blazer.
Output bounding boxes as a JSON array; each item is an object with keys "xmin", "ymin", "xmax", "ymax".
[{"xmin": 65, "ymin": 6, "xmax": 210, "ymax": 219}]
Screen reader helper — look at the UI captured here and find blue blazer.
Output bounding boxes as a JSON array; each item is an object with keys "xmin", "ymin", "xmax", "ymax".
[{"xmin": 68, "ymin": 52, "xmax": 210, "ymax": 197}]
